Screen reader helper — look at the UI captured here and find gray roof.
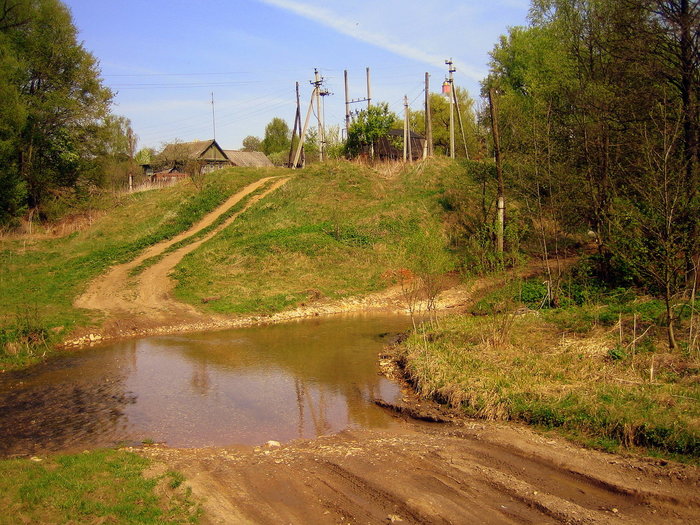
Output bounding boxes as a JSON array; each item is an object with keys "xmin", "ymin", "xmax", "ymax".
[{"xmin": 224, "ymin": 150, "xmax": 274, "ymax": 167}]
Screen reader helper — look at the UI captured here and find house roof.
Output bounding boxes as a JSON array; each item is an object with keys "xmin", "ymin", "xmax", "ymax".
[
  {"xmin": 160, "ymin": 139, "xmax": 228, "ymax": 161},
  {"xmin": 224, "ymin": 150, "xmax": 274, "ymax": 167},
  {"xmin": 387, "ymin": 129, "xmax": 425, "ymax": 139}
]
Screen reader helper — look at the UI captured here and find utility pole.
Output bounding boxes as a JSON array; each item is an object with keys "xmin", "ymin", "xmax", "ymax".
[
  {"xmin": 320, "ymin": 85, "xmax": 331, "ymax": 159},
  {"xmin": 344, "ymin": 69, "xmax": 350, "ymax": 137},
  {"xmin": 453, "ymin": 88, "xmax": 469, "ymax": 160},
  {"xmin": 366, "ymin": 67, "xmax": 371, "ymax": 110},
  {"xmin": 211, "ymin": 92, "xmax": 216, "ymax": 141},
  {"xmin": 292, "ymin": 68, "xmax": 330, "ymax": 168},
  {"xmin": 313, "ymin": 69, "xmax": 324, "ymax": 161},
  {"xmin": 403, "ymin": 95, "xmax": 408, "ymax": 162},
  {"xmin": 488, "ymin": 87, "xmax": 505, "ymax": 254},
  {"xmin": 445, "ymin": 59, "xmax": 456, "ymax": 159},
  {"xmin": 288, "ymin": 82, "xmax": 303, "ymax": 168},
  {"xmin": 292, "ymin": 86, "xmax": 317, "ymax": 169},
  {"xmin": 424, "ymin": 72, "xmax": 432, "ymax": 159}
]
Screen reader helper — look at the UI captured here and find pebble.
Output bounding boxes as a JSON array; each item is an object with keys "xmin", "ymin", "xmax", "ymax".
[{"xmin": 266, "ymin": 440, "xmax": 281, "ymax": 448}]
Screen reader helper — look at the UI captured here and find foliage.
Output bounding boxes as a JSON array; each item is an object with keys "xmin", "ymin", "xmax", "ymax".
[
  {"xmin": 485, "ymin": 0, "xmax": 700, "ymax": 348},
  {"xmin": 241, "ymin": 135, "xmax": 262, "ymax": 152},
  {"xmin": 0, "ymin": 0, "xmax": 114, "ymax": 223},
  {"xmin": 261, "ymin": 117, "xmax": 290, "ymax": 155},
  {"xmin": 345, "ymin": 103, "xmax": 398, "ymax": 158}
]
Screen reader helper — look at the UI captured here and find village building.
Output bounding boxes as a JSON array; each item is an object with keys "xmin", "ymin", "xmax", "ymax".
[
  {"xmin": 158, "ymin": 139, "xmax": 230, "ymax": 174},
  {"xmin": 223, "ymin": 150, "xmax": 274, "ymax": 168},
  {"xmin": 374, "ymin": 130, "xmax": 426, "ymax": 162}
]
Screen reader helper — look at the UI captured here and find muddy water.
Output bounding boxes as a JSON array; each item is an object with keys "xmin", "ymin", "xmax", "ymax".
[{"xmin": 0, "ymin": 314, "xmax": 411, "ymax": 457}]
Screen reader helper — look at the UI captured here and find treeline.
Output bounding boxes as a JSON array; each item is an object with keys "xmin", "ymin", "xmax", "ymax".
[
  {"xmin": 0, "ymin": 0, "xmax": 134, "ymax": 224},
  {"xmin": 483, "ymin": 0, "xmax": 699, "ymax": 348}
]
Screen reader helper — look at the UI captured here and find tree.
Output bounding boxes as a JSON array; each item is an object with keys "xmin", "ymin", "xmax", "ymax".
[
  {"xmin": 261, "ymin": 118, "xmax": 290, "ymax": 155},
  {"xmin": 0, "ymin": 0, "xmax": 113, "ymax": 222},
  {"xmin": 241, "ymin": 135, "xmax": 262, "ymax": 152},
  {"xmin": 486, "ymin": 0, "xmax": 700, "ymax": 347},
  {"xmin": 346, "ymin": 103, "xmax": 398, "ymax": 159}
]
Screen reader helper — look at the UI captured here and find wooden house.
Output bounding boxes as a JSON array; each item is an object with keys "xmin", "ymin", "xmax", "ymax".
[
  {"xmin": 158, "ymin": 139, "xmax": 230, "ymax": 173},
  {"xmin": 223, "ymin": 150, "xmax": 274, "ymax": 167},
  {"xmin": 374, "ymin": 130, "xmax": 426, "ymax": 161}
]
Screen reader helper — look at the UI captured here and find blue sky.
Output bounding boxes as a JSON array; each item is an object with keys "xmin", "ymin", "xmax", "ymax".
[{"xmin": 64, "ymin": 0, "xmax": 530, "ymax": 151}]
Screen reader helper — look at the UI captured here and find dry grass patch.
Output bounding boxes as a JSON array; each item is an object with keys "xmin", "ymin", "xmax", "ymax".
[{"xmin": 398, "ymin": 310, "xmax": 700, "ymax": 458}]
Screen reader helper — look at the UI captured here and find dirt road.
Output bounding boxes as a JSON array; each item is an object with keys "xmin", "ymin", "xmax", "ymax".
[
  {"xmin": 140, "ymin": 418, "xmax": 699, "ymax": 524},
  {"xmin": 74, "ymin": 176, "xmax": 290, "ymax": 335}
]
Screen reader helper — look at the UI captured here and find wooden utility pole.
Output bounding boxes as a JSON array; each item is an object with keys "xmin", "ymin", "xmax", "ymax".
[
  {"xmin": 288, "ymin": 82, "xmax": 303, "ymax": 167},
  {"xmin": 344, "ymin": 69, "xmax": 350, "ymax": 137},
  {"xmin": 292, "ymin": 87, "xmax": 318, "ymax": 169},
  {"xmin": 488, "ymin": 87, "xmax": 505, "ymax": 254},
  {"xmin": 366, "ymin": 67, "xmax": 371, "ymax": 110},
  {"xmin": 453, "ymin": 88, "xmax": 469, "ymax": 160},
  {"xmin": 211, "ymin": 92, "xmax": 216, "ymax": 141},
  {"xmin": 313, "ymin": 69, "xmax": 324, "ymax": 161},
  {"xmin": 446, "ymin": 59, "xmax": 456, "ymax": 159},
  {"xmin": 403, "ymin": 95, "xmax": 408, "ymax": 162},
  {"xmin": 424, "ymin": 72, "xmax": 432, "ymax": 158}
]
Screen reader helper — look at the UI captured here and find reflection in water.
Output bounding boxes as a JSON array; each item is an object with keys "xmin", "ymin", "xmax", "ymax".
[{"xmin": 0, "ymin": 314, "xmax": 410, "ymax": 456}]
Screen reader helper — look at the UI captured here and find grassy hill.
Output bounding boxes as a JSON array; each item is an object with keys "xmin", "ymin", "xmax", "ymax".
[{"xmin": 0, "ymin": 159, "xmax": 468, "ymax": 368}]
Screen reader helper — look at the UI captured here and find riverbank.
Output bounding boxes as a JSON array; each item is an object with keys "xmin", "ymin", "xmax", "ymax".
[{"xmin": 390, "ymin": 271, "xmax": 700, "ymax": 462}]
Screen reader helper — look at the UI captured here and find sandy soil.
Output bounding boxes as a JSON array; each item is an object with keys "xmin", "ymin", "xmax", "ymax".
[
  {"xmin": 70, "ymin": 178, "xmax": 699, "ymax": 523},
  {"xmin": 138, "ymin": 418, "xmax": 699, "ymax": 524}
]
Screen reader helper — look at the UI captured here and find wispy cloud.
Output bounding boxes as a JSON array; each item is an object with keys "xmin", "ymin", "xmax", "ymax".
[{"xmin": 258, "ymin": 0, "xmax": 485, "ymax": 81}]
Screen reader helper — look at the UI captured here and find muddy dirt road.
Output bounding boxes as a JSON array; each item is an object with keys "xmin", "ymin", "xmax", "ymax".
[
  {"xmin": 74, "ymin": 177, "xmax": 290, "ymax": 336},
  {"xmin": 140, "ymin": 419, "xmax": 699, "ymax": 524}
]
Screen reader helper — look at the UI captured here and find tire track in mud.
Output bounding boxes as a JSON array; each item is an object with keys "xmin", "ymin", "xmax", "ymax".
[
  {"xmin": 140, "ymin": 424, "xmax": 700, "ymax": 525},
  {"xmin": 74, "ymin": 176, "xmax": 290, "ymax": 334}
]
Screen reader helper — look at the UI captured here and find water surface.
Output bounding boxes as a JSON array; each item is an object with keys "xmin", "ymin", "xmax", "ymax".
[{"xmin": 0, "ymin": 314, "xmax": 410, "ymax": 456}]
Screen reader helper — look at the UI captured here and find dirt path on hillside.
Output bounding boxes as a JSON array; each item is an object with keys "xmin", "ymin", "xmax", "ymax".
[
  {"xmin": 139, "ymin": 419, "xmax": 699, "ymax": 524},
  {"xmin": 73, "ymin": 177, "xmax": 290, "ymax": 340}
]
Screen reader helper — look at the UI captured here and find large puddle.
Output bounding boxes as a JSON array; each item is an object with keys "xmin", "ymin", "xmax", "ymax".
[{"xmin": 0, "ymin": 314, "xmax": 411, "ymax": 457}]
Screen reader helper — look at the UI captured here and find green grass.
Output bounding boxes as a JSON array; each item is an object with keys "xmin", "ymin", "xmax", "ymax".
[
  {"xmin": 173, "ymin": 159, "xmax": 466, "ymax": 314},
  {"xmin": 0, "ymin": 168, "xmax": 276, "ymax": 370},
  {"xmin": 128, "ymin": 177, "xmax": 278, "ymax": 277},
  {"xmin": 398, "ymin": 297, "xmax": 700, "ymax": 460},
  {"xmin": 0, "ymin": 450, "xmax": 199, "ymax": 524}
]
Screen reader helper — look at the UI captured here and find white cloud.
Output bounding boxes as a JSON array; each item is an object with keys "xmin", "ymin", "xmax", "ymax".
[{"xmin": 258, "ymin": 0, "xmax": 486, "ymax": 81}]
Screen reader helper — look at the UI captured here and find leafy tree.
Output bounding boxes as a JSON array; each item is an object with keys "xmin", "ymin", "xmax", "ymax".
[
  {"xmin": 135, "ymin": 147, "xmax": 155, "ymax": 165},
  {"xmin": 241, "ymin": 135, "xmax": 262, "ymax": 152},
  {"xmin": 261, "ymin": 117, "xmax": 290, "ymax": 155},
  {"xmin": 486, "ymin": 0, "xmax": 700, "ymax": 347},
  {"xmin": 0, "ymin": 0, "xmax": 113, "ymax": 221},
  {"xmin": 346, "ymin": 103, "xmax": 398, "ymax": 159}
]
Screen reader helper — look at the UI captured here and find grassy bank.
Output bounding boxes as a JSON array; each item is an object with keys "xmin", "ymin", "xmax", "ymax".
[
  {"xmin": 398, "ymin": 272, "xmax": 700, "ymax": 460},
  {"xmin": 0, "ymin": 449, "xmax": 198, "ymax": 524},
  {"xmin": 0, "ymin": 168, "xmax": 277, "ymax": 370},
  {"xmin": 173, "ymin": 159, "xmax": 466, "ymax": 314}
]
